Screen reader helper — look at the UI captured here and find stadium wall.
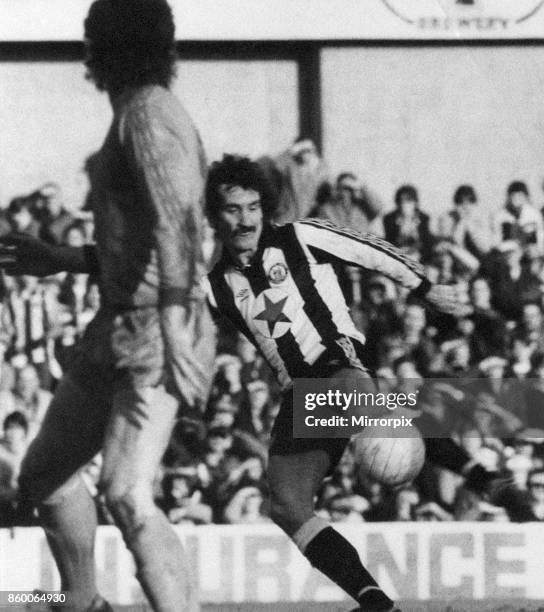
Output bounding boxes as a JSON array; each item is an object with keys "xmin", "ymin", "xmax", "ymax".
[
  {"xmin": 0, "ymin": 523, "xmax": 542, "ymax": 605},
  {"xmin": 0, "ymin": 58, "xmax": 298, "ymax": 210},
  {"xmin": 2, "ymin": 43, "xmax": 544, "ymax": 217},
  {"xmin": 321, "ymin": 44, "xmax": 544, "ymax": 217}
]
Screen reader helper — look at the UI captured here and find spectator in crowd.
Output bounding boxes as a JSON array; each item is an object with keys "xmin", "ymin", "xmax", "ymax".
[
  {"xmin": 213, "ymin": 353, "xmax": 243, "ymax": 398},
  {"xmin": 36, "ymin": 183, "xmax": 75, "ymax": 246},
  {"xmin": 236, "ymin": 380, "xmax": 273, "ymax": 442},
  {"xmin": 6, "ymin": 198, "xmax": 40, "ymax": 238},
  {"xmin": 438, "ymin": 185, "xmax": 492, "ymax": 258},
  {"xmin": 202, "ymin": 425, "xmax": 265, "ymax": 519},
  {"xmin": 236, "ymin": 333, "xmax": 274, "ymax": 387},
  {"xmin": 438, "ymin": 337, "xmax": 472, "ymax": 376},
  {"xmin": 512, "ymin": 302, "xmax": 544, "ymax": 359},
  {"xmin": 379, "ymin": 304, "xmax": 437, "ymax": 374},
  {"xmin": 393, "ymin": 487, "xmax": 421, "ymax": 521},
  {"xmin": 61, "ymin": 222, "xmax": 87, "ymax": 248},
  {"xmin": 524, "ymin": 243, "xmax": 544, "ymax": 278},
  {"xmin": 414, "ymin": 501, "xmax": 453, "ymax": 522},
  {"xmin": 383, "ymin": 185, "xmax": 432, "ymax": 261},
  {"xmin": 494, "ymin": 181, "xmax": 544, "ymax": 251},
  {"xmin": 467, "ymin": 276, "xmax": 508, "ymax": 361},
  {"xmin": 427, "ymin": 239, "xmax": 479, "ymax": 286},
  {"xmin": 205, "ymin": 392, "xmax": 240, "ymax": 430},
  {"xmin": 356, "ymin": 275, "xmax": 399, "ymax": 349},
  {"xmin": 526, "ymin": 353, "xmax": 544, "ymax": 429},
  {"xmin": 325, "ymin": 493, "xmax": 368, "ymax": 523},
  {"xmin": 474, "ymin": 355, "xmax": 527, "ymax": 424},
  {"xmin": 487, "ymin": 240, "xmax": 542, "ymax": 321},
  {"xmin": 223, "ymin": 486, "xmax": 270, "ymax": 524},
  {"xmin": 6, "ymin": 275, "xmax": 60, "ymax": 389},
  {"xmin": 315, "ymin": 172, "xmax": 384, "ymax": 236},
  {"xmin": 527, "ymin": 469, "xmax": 544, "ymax": 520},
  {"xmin": 470, "ymin": 389, "xmax": 523, "ymax": 440},
  {"xmin": 267, "ymin": 137, "xmax": 329, "ymax": 224},
  {"xmin": 4, "ymin": 364, "xmax": 52, "ymax": 441},
  {"xmin": 0, "ymin": 412, "xmax": 29, "ymax": 525},
  {"xmin": 161, "ymin": 468, "xmax": 212, "ymax": 525}
]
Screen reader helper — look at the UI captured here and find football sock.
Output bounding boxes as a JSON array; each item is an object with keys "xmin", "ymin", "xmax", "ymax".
[{"xmin": 294, "ymin": 518, "xmax": 394, "ymax": 611}]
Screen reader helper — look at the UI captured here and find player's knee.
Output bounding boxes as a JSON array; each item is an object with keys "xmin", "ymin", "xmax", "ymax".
[{"xmin": 103, "ymin": 480, "xmax": 156, "ymax": 534}]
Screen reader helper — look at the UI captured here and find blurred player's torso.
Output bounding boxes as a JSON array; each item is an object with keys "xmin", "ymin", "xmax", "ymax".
[
  {"xmin": 78, "ymin": 85, "xmax": 210, "ymax": 387},
  {"xmin": 88, "ymin": 85, "xmax": 207, "ymax": 309}
]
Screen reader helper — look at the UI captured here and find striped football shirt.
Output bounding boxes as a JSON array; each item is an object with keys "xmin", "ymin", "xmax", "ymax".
[{"xmin": 202, "ymin": 218, "xmax": 429, "ymax": 390}]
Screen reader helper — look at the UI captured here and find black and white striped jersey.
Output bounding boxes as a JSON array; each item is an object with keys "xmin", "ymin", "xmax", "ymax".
[{"xmin": 202, "ymin": 218, "xmax": 429, "ymax": 390}]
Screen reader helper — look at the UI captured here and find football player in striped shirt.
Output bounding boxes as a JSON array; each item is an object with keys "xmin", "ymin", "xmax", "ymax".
[{"xmin": 203, "ymin": 155, "xmax": 533, "ymax": 612}]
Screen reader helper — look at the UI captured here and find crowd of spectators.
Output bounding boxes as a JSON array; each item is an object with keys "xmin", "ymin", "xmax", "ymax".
[{"xmin": 3, "ymin": 139, "xmax": 544, "ymax": 527}]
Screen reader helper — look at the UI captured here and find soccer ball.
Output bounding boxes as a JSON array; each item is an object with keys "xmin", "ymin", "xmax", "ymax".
[{"xmin": 352, "ymin": 426, "xmax": 425, "ymax": 487}]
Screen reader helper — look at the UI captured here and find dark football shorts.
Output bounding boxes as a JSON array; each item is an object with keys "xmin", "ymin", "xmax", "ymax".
[
  {"xmin": 269, "ymin": 391, "xmax": 349, "ymax": 469},
  {"xmin": 269, "ymin": 365, "xmax": 376, "ymax": 470}
]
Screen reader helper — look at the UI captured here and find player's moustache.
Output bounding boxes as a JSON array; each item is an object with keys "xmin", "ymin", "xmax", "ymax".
[{"xmin": 235, "ymin": 226, "xmax": 255, "ymax": 235}]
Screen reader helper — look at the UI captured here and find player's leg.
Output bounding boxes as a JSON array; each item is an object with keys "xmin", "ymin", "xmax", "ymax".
[
  {"xmin": 421, "ymin": 417, "xmax": 534, "ymax": 520},
  {"xmin": 100, "ymin": 385, "xmax": 197, "ymax": 612},
  {"xmin": 267, "ymin": 392, "xmax": 398, "ymax": 612},
  {"xmin": 19, "ymin": 373, "xmax": 111, "ymax": 612}
]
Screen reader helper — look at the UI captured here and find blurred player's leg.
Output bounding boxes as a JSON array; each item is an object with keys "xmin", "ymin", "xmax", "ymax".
[
  {"xmin": 101, "ymin": 385, "xmax": 197, "ymax": 612},
  {"xmin": 423, "ymin": 422, "xmax": 534, "ymax": 521},
  {"xmin": 268, "ymin": 448, "xmax": 397, "ymax": 612},
  {"xmin": 19, "ymin": 374, "xmax": 110, "ymax": 612}
]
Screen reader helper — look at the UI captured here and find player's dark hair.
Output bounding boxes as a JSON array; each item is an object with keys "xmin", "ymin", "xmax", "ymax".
[
  {"xmin": 453, "ymin": 184, "xmax": 477, "ymax": 205},
  {"xmin": 3, "ymin": 411, "xmax": 28, "ymax": 433},
  {"xmin": 507, "ymin": 180, "xmax": 529, "ymax": 198},
  {"xmin": 394, "ymin": 185, "xmax": 419, "ymax": 208},
  {"xmin": 84, "ymin": 0, "xmax": 177, "ymax": 94},
  {"xmin": 205, "ymin": 155, "xmax": 278, "ymax": 223}
]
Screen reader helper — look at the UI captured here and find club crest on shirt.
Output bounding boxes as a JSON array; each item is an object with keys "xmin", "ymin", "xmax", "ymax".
[
  {"xmin": 267, "ymin": 262, "xmax": 288, "ymax": 284},
  {"xmin": 252, "ymin": 288, "xmax": 294, "ymax": 339}
]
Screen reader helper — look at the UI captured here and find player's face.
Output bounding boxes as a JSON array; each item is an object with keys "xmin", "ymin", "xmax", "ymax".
[{"xmin": 215, "ymin": 186, "xmax": 263, "ymax": 259}]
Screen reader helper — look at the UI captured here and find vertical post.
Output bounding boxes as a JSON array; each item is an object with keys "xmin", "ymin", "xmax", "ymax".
[{"xmin": 297, "ymin": 43, "xmax": 322, "ymax": 153}]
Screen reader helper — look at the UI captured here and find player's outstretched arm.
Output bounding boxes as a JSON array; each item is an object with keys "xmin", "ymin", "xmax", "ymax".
[{"xmin": 0, "ymin": 233, "xmax": 99, "ymax": 276}]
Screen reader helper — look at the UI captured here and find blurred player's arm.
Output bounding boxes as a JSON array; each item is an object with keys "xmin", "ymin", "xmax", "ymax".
[
  {"xmin": 0, "ymin": 232, "xmax": 99, "ymax": 276},
  {"xmin": 124, "ymin": 100, "xmax": 210, "ymax": 407},
  {"xmin": 296, "ymin": 219, "xmax": 464, "ymax": 315}
]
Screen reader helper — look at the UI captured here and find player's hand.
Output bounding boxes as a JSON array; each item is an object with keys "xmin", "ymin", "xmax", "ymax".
[
  {"xmin": 425, "ymin": 283, "xmax": 469, "ymax": 316},
  {"xmin": 0, "ymin": 233, "xmax": 60, "ymax": 276}
]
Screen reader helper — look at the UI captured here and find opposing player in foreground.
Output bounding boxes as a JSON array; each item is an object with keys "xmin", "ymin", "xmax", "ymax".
[
  {"xmin": 0, "ymin": 1, "xmax": 212, "ymax": 610},
  {"xmin": 201, "ymin": 155, "xmax": 470, "ymax": 612}
]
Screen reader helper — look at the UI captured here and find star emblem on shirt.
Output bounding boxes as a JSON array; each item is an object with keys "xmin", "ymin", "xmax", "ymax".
[{"xmin": 254, "ymin": 294, "xmax": 291, "ymax": 336}]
